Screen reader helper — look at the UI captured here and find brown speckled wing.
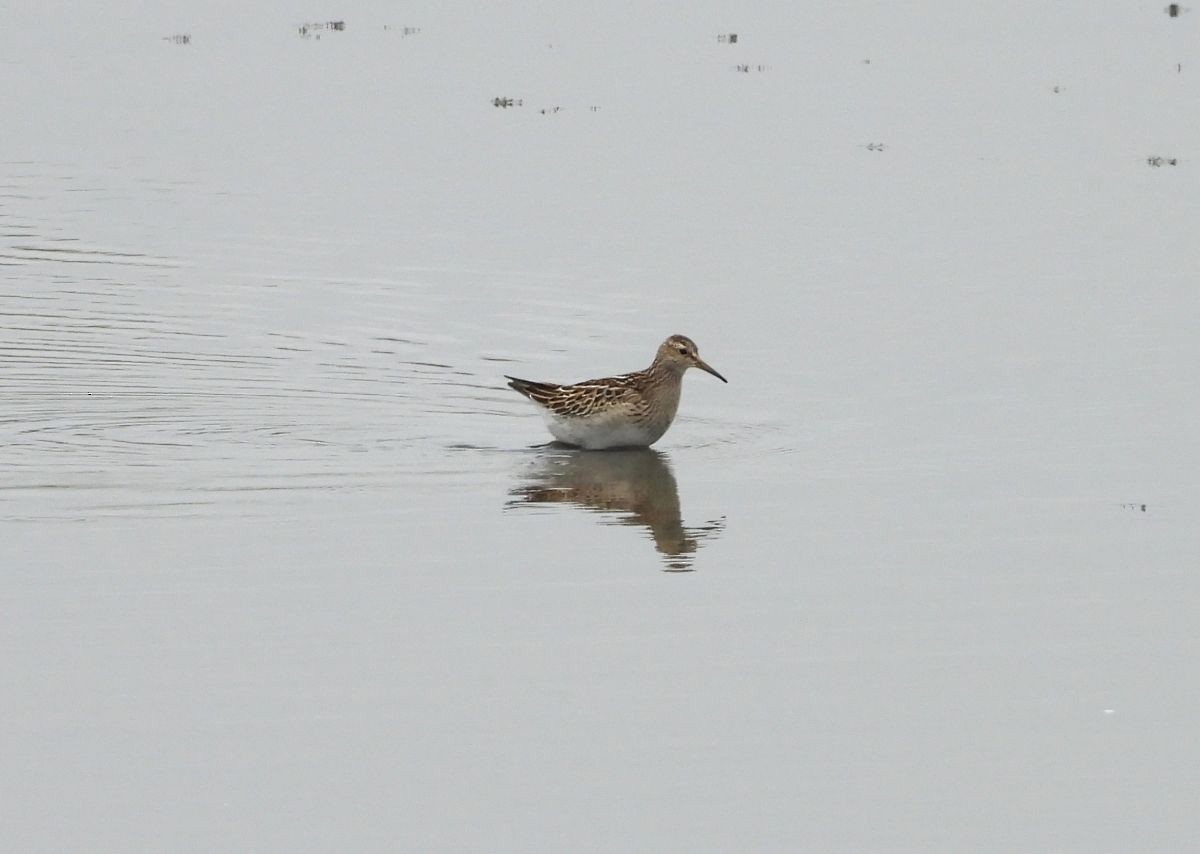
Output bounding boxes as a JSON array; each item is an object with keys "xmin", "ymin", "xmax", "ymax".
[{"xmin": 506, "ymin": 374, "xmax": 646, "ymax": 419}]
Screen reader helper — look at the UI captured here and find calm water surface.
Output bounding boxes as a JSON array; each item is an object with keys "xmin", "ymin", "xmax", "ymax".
[{"xmin": 2, "ymin": 3, "xmax": 1198, "ymax": 851}]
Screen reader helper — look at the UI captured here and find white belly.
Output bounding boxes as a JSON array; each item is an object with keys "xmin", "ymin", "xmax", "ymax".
[{"xmin": 543, "ymin": 411, "xmax": 666, "ymax": 449}]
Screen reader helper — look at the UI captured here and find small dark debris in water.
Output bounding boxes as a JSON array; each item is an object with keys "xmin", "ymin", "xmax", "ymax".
[
  {"xmin": 864, "ymin": 142, "xmax": 886, "ymax": 151},
  {"xmin": 862, "ymin": 58, "xmax": 871, "ymax": 65},
  {"xmin": 384, "ymin": 25, "xmax": 421, "ymax": 36},
  {"xmin": 1120, "ymin": 503, "xmax": 1148, "ymax": 512},
  {"xmin": 298, "ymin": 21, "xmax": 346, "ymax": 39},
  {"xmin": 733, "ymin": 63, "xmax": 771, "ymax": 73},
  {"xmin": 493, "ymin": 97, "xmax": 523, "ymax": 108},
  {"xmin": 589, "ymin": 105, "xmax": 601, "ymax": 112},
  {"xmin": 163, "ymin": 34, "xmax": 191, "ymax": 45},
  {"xmin": 717, "ymin": 33, "xmax": 738, "ymax": 44},
  {"xmin": 1146, "ymin": 155, "xmax": 1178, "ymax": 167},
  {"xmin": 1165, "ymin": 3, "xmax": 1188, "ymax": 16},
  {"xmin": 1052, "ymin": 85, "xmax": 1064, "ymax": 93},
  {"xmin": 539, "ymin": 106, "xmax": 563, "ymax": 115}
]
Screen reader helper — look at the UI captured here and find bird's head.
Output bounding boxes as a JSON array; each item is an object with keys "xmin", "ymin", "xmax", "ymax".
[{"xmin": 655, "ymin": 334, "xmax": 727, "ymax": 382}]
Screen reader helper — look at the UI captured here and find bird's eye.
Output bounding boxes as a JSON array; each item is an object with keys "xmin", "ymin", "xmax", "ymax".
[{"xmin": 676, "ymin": 345, "xmax": 688, "ymax": 354}]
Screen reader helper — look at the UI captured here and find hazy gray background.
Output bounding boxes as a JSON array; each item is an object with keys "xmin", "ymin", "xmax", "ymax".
[{"xmin": 2, "ymin": 1, "xmax": 1197, "ymax": 851}]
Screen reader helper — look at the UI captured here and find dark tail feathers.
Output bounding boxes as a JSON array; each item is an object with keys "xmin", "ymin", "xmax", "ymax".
[{"xmin": 505, "ymin": 375, "xmax": 558, "ymax": 401}]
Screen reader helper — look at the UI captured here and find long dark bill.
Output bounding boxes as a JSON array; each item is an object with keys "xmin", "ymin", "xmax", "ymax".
[{"xmin": 695, "ymin": 358, "xmax": 728, "ymax": 383}]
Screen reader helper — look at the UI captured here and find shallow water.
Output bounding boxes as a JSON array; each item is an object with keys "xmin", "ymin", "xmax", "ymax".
[{"xmin": 3, "ymin": 2, "xmax": 1198, "ymax": 851}]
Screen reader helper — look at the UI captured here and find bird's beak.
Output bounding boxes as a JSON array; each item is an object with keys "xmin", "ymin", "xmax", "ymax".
[{"xmin": 694, "ymin": 357, "xmax": 727, "ymax": 383}]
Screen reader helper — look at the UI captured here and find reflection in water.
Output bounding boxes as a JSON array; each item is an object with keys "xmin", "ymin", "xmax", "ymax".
[{"xmin": 507, "ymin": 448, "xmax": 724, "ymax": 572}]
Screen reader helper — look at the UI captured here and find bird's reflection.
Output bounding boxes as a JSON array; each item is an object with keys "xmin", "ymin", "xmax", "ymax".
[{"xmin": 506, "ymin": 446, "xmax": 724, "ymax": 572}]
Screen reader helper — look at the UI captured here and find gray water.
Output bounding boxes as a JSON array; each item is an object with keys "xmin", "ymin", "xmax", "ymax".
[{"xmin": 3, "ymin": 2, "xmax": 1198, "ymax": 851}]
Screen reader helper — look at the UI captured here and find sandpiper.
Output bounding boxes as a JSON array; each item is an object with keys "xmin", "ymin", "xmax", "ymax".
[{"xmin": 505, "ymin": 334, "xmax": 727, "ymax": 449}]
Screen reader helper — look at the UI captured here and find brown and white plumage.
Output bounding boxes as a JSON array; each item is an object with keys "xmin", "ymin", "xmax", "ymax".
[{"xmin": 505, "ymin": 334, "xmax": 727, "ymax": 449}]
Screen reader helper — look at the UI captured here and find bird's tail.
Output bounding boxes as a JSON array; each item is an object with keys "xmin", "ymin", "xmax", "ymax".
[{"xmin": 505, "ymin": 375, "xmax": 560, "ymax": 403}]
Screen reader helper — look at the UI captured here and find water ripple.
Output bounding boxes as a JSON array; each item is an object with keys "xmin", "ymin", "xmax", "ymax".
[{"xmin": 0, "ymin": 167, "xmax": 777, "ymax": 520}]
